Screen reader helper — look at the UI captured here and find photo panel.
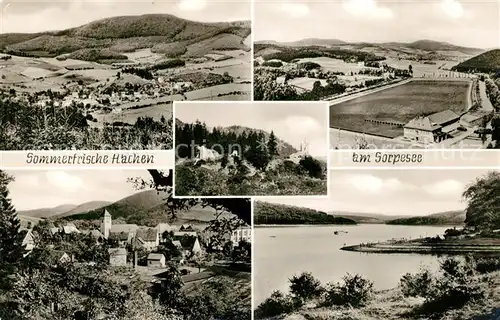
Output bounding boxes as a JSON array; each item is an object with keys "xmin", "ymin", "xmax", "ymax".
[
  {"xmin": 253, "ymin": 163, "xmax": 500, "ymax": 319},
  {"xmin": 0, "ymin": 168, "xmax": 252, "ymax": 319},
  {"xmin": 253, "ymin": 0, "xmax": 500, "ymax": 150},
  {"xmin": 173, "ymin": 101, "xmax": 330, "ymax": 197},
  {"xmin": 0, "ymin": 0, "xmax": 251, "ymax": 151}
]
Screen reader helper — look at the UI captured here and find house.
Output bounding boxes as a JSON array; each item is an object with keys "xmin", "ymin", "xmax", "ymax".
[
  {"xmin": 156, "ymin": 223, "xmax": 175, "ymax": 240},
  {"xmin": 403, "ymin": 116, "xmax": 443, "ymax": 143},
  {"xmin": 147, "ymin": 253, "xmax": 166, "ymax": 268},
  {"xmin": 82, "ymin": 229, "xmax": 104, "ymax": 240},
  {"xmin": 110, "ymin": 231, "xmax": 133, "ymax": 247},
  {"xmin": 174, "ymin": 231, "xmax": 197, "ymax": 237},
  {"xmin": 21, "ymin": 229, "xmax": 35, "ymax": 252},
  {"xmin": 231, "ymin": 226, "xmax": 251, "ymax": 246},
  {"xmin": 174, "ymin": 235, "xmax": 202, "ymax": 258},
  {"xmin": 63, "ymin": 223, "xmax": 80, "ymax": 234},
  {"xmin": 101, "ymin": 209, "xmax": 138, "ymax": 241},
  {"xmin": 428, "ymin": 110, "xmax": 461, "ymax": 135},
  {"xmin": 108, "ymin": 248, "xmax": 127, "ymax": 266},
  {"xmin": 47, "ymin": 250, "xmax": 71, "ymax": 266},
  {"xmin": 135, "ymin": 228, "xmax": 160, "ymax": 251},
  {"xmin": 179, "ymin": 225, "xmax": 195, "ymax": 232},
  {"xmin": 49, "ymin": 227, "xmax": 60, "ymax": 235}
]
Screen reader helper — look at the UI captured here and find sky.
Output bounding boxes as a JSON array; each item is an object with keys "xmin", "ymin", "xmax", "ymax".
[
  {"xmin": 254, "ymin": 0, "xmax": 500, "ymax": 48},
  {"xmin": 6, "ymin": 169, "xmax": 152, "ymax": 210},
  {"xmin": 0, "ymin": 0, "xmax": 250, "ymax": 34},
  {"xmin": 259, "ymin": 169, "xmax": 497, "ymax": 216},
  {"xmin": 175, "ymin": 102, "xmax": 329, "ymax": 158}
]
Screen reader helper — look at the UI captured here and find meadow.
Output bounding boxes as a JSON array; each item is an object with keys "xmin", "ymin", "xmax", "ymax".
[{"xmin": 330, "ymin": 79, "xmax": 471, "ymax": 138}]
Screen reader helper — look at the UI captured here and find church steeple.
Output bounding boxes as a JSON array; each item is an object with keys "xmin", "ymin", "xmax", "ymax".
[{"xmin": 101, "ymin": 209, "xmax": 112, "ymax": 239}]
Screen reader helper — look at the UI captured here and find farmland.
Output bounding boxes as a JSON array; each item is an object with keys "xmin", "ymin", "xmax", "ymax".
[{"xmin": 330, "ymin": 79, "xmax": 471, "ymax": 137}]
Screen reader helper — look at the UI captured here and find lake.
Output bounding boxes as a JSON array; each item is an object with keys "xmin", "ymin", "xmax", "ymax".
[{"xmin": 254, "ymin": 224, "xmax": 452, "ymax": 305}]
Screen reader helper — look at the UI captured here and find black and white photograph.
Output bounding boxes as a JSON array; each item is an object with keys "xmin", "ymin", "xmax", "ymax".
[
  {"xmin": 0, "ymin": 0, "xmax": 251, "ymax": 150},
  {"xmin": 174, "ymin": 101, "xmax": 329, "ymax": 196},
  {"xmin": 253, "ymin": 167, "xmax": 500, "ymax": 319},
  {"xmin": 0, "ymin": 169, "xmax": 251, "ymax": 319},
  {"xmin": 253, "ymin": 0, "xmax": 500, "ymax": 149}
]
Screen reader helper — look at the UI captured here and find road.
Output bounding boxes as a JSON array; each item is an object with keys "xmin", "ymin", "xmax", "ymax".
[
  {"xmin": 479, "ymin": 80, "xmax": 494, "ymax": 111},
  {"xmin": 327, "ymin": 79, "xmax": 412, "ymax": 106}
]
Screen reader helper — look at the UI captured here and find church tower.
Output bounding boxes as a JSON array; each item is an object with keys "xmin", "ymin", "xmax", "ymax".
[{"xmin": 101, "ymin": 209, "xmax": 112, "ymax": 239}]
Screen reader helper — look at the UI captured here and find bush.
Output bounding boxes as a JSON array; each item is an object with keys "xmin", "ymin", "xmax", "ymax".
[
  {"xmin": 323, "ymin": 274, "xmax": 374, "ymax": 307},
  {"xmin": 400, "ymin": 268, "xmax": 434, "ymax": 297},
  {"xmin": 299, "ymin": 156, "xmax": 324, "ymax": 179},
  {"xmin": 474, "ymin": 256, "xmax": 500, "ymax": 274},
  {"xmin": 255, "ymin": 291, "xmax": 297, "ymax": 318},
  {"xmin": 289, "ymin": 272, "xmax": 324, "ymax": 302}
]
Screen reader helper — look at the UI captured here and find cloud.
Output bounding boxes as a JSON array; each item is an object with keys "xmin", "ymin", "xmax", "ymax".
[
  {"xmin": 45, "ymin": 171, "xmax": 85, "ymax": 193},
  {"xmin": 178, "ymin": 0, "xmax": 207, "ymax": 11},
  {"xmin": 422, "ymin": 179, "xmax": 464, "ymax": 196},
  {"xmin": 441, "ymin": 0, "xmax": 464, "ymax": 19},
  {"xmin": 279, "ymin": 2, "xmax": 310, "ymax": 18},
  {"xmin": 343, "ymin": 174, "xmax": 407, "ymax": 194},
  {"xmin": 343, "ymin": 0, "xmax": 393, "ymax": 19}
]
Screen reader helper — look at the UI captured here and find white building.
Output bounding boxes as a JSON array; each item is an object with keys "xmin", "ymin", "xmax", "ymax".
[{"xmin": 231, "ymin": 226, "xmax": 252, "ymax": 246}]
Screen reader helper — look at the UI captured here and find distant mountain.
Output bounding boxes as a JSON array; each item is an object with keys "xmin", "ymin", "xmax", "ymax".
[
  {"xmin": 255, "ymin": 201, "xmax": 357, "ymax": 225},
  {"xmin": 1, "ymin": 14, "xmax": 251, "ymax": 60},
  {"xmin": 54, "ymin": 189, "xmax": 232, "ymax": 226},
  {"xmin": 258, "ymin": 38, "xmax": 347, "ymax": 47},
  {"xmin": 329, "ymin": 211, "xmax": 405, "ymax": 224},
  {"xmin": 18, "ymin": 204, "xmax": 77, "ymax": 218},
  {"xmin": 386, "ymin": 210, "xmax": 465, "ymax": 226},
  {"xmin": 57, "ymin": 201, "xmax": 113, "ymax": 218},
  {"xmin": 452, "ymin": 49, "xmax": 500, "ymax": 73},
  {"xmin": 254, "ymin": 38, "xmax": 483, "ymax": 58},
  {"xmin": 403, "ymin": 40, "xmax": 483, "ymax": 56}
]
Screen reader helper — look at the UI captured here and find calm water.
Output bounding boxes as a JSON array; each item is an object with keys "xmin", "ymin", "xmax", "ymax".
[{"xmin": 254, "ymin": 224, "xmax": 452, "ymax": 305}]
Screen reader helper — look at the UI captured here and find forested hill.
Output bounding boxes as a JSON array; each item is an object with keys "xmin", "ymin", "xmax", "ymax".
[
  {"xmin": 452, "ymin": 49, "xmax": 500, "ymax": 73},
  {"xmin": 175, "ymin": 120, "xmax": 298, "ymax": 159},
  {"xmin": 254, "ymin": 201, "xmax": 357, "ymax": 225},
  {"xmin": 386, "ymin": 210, "xmax": 465, "ymax": 226}
]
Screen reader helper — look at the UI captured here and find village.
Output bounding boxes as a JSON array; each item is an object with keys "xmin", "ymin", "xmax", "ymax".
[{"xmin": 20, "ymin": 208, "xmax": 252, "ymax": 282}]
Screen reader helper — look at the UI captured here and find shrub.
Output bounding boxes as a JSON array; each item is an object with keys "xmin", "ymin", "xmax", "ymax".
[
  {"xmin": 299, "ymin": 156, "xmax": 324, "ymax": 179},
  {"xmin": 255, "ymin": 291, "xmax": 296, "ymax": 318},
  {"xmin": 262, "ymin": 61, "xmax": 283, "ymax": 68},
  {"xmin": 323, "ymin": 274, "xmax": 374, "ymax": 307},
  {"xmin": 474, "ymin": 257, "xmax": 500, "ymax": 274},
  {"xmin": 400, "ymin": 268, "xmax": 434, "ymax": 297},
  {"xmin": 289, "ymin": 272, "xmax": 324, "ymax": 302}
]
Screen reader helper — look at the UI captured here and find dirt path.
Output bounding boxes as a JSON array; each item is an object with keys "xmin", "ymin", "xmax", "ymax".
[{"xmin": 479, "ymin": 80, "xmax": 495, "ymax": 112}]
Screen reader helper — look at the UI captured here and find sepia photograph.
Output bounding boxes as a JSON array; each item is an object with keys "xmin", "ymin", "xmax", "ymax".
[
  {"xmin": 0, "ymin": 169, "xmax": 251, "ymax": 319},
  {"xmin": 253, "ymin": 0, "xmax": 500, "ymax": 149},
  {"xmin": 0, "ymin": 0, "xmax": 251, "ymax": 150},
  {"xmin": 173, "ymin": 101, "xmax": 329, "ymax": 196},
  {"xmin": 254, "ymin": 168, "xmax": 500, "ymax": 320}
]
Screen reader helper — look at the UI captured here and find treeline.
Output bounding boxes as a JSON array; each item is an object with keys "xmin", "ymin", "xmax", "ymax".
[
  {"xmin": 254, "ymin": 201, "xmax": 357, "ymax": 225},
  {"xmin": 387, "ymin": 216, "xmax": 455, "ymax": 225},
  {"xmin": 176, "ymin": 120, "xmax": 286, "ymax": 169},
  {"xmin": 451, "ymin": 49, "xmax": 500, "ymax": 73},
  {"xmin": 0, "ymin": 97, "xmax": 172, "ymax": 150},
  {"xmin": 122, "ymin": 59, "xmax": 186, "ymax": 79},
  {"xmin": 261, "ymin": 47, "xmax": 385, "ymax": 64}
]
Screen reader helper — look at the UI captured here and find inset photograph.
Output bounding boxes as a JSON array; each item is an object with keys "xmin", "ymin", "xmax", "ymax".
[
  {"xmin": 174, "ymin": 101, "xmax": 329, "ymax": 196},
  {"xmin": 253, "ymin": 0, "xmax": 499, "ymax": 149},
  {"xmin": 0, "ymin": 169, "xmax": 251, "ymax": 319},
  {"xmin": 254, "ymin": 168, "xmax": 500, "ymax": 319},
  {"xmin": 0, "ymin": 0, "xmax": 251, "ymax": 150}
]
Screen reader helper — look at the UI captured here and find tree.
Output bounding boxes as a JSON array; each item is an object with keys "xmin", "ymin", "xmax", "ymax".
[
  {"xmin": 289, "ymin": 272, "xmax": 323, "ymax": 302},
  {"xmin": 463, "ymin": 171, "xmax": 500, "ymax": 229},
  {"xmin": 0, "ymin": 171, "xmax": 27, "ymax": 291},
  {"xmin": 409, "ymin": 64, "xmax": 413, "ymax": 74},
  {"xmin": 267, "ymin": 131, "xmax": 278, "ymax": 158}
]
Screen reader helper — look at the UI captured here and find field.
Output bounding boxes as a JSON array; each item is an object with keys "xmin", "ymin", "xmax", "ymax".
[
  {"xmin": 91, "ymin": 103, "xmax": 172, "ymax": 125},
  {"xmin": 330, "ymin": 79, "xmax": 471, "ymax": 138},
  {"xmin": 297, "ymin": 57, "xmax": 371, "ymax": 74}
]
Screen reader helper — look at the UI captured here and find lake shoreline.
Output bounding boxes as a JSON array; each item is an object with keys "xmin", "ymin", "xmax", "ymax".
[{"xmin": 341, "ymin": 238, "xmax": 500, "ymax": 255}]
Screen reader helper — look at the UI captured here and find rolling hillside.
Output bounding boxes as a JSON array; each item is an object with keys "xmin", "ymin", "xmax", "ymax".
[
  {"xmin": 18, "ymin": 204, "xmax": 78, "ymax": 218},
  {"xmin": 452, "ymin": 49, "xmax": 500, "ymax": 73},
  {"xmin": 52, "ymin": 189, "xmax": 233, "ymax": 226},
  {"xmin": 254, "ymin": 201, "xmax": 357, "ymax": 225},
  {"xmin": 386, "ymin": 210, "xmax": 465, "ymax": 225},
  {"xmin": 254, "ymin": 39, "xmax": 483, "ymax": 59},
  {"xmin": 1, "ymin": 14, "xmax": 251, "ymax": 60}
]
